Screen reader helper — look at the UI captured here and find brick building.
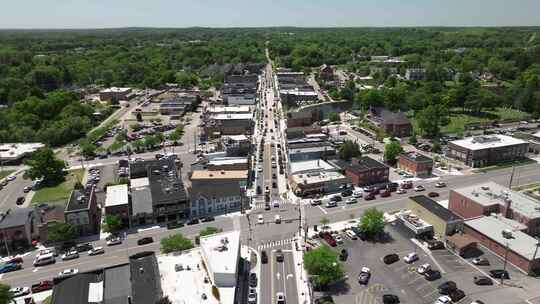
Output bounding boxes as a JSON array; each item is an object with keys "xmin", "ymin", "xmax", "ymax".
[
  {"xmin": 65, "ymin": 186, "xmax": 100, "ymax": 236},
  {"xmin": 398, "ymin": 152, "xmax": 433, "ymax": 177},
  {"xmin": 104, "ymin": 184, "xmax": 130, "ymax": 227},
  {"xmin": 449, "ymin": 182, "xmax": 540, "ymax": 237},
  {"xmin": 368, "ymin": 107, "xmax": 412, "ymax": 138},
  {"xmin": 331, "ymin": 157, "xmax": 389, "ymax": 186}
]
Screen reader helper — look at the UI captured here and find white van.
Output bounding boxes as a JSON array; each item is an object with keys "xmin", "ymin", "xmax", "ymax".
[
  {"xmin": 33, "ymin": 253, "xmax": 56, "ymax": 266},
  {"xmin": 275, "ymin": 215, "xmax": 281, "ymax": 224}
]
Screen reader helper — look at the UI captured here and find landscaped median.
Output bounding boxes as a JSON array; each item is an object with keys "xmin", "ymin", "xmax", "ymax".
[
  {"xmin": 31, "ymin": 168, "xmax": 85, "ymax": 204},
  {"xmin": 0, "ymin": 169, "xmax": 15, "ymax": 180}
]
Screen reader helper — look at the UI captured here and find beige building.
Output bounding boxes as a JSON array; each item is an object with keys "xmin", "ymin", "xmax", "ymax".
[{"xmin": 407, "ymin": 196, "xmax": 462, "ymax": 239}]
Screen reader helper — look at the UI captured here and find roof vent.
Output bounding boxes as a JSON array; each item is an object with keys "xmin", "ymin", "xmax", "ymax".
[
  {"xmin": 481, "ymin": 186, "xmax": 490, "ymax": 191},
  {"xmin": 502, "ymin": 229, "xmax": 513, "ymax": 239},
  {"xmin": 139, "ymin": 267, "xmax": 144, "ymax": 274}
]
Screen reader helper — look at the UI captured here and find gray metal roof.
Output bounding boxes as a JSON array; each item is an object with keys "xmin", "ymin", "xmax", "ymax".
[
  {"xmin": 0, "ymin": 208, "xmax": 33, "ymax": 229},
  {"xmin": 104, "ymin": 264, "xmax": 131, "ymax": 304}
]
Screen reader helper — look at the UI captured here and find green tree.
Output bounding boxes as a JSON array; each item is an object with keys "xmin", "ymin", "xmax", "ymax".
[
  {"xmin": 416, "ymin": 104, "xmax": 450, "ymax": 138},
  {"xmin": 199, "ymin": 226, "xmax": 222, "ymax": 237},
  {"xmin": 328, "ymin": 112, "xmax": 340, "ymax": 122},
  {"xmin": 143, "ymin": 135, "xmax": 159, "ymax": 149},
  {"xmin": 408, "ymin": 133, "xmax": 418, "ymax": 144},
  {"xmin": 102, "ymin": 215, "xmax": 123, "ymax": 233},
  {"xmin": 24, "ymin": 147, "xmax": 67, "ymax": 186},
  {"xmin": 338, "ymin": 140, "xmax": 361, "ymax": 160},
  {"xmin": 384, "ymin": 141, "xmax": 403, "ymax": 164},
  {"xmin": 79, "ymin": 139, "xmax": 97, "ymax": 158},
  {"xmin": 320, "ymin": 217, "xmax": 330, "ymax": 229},
  {"xmin": 304, "ymin": 246, "xmax": 344, "ymax": 288},
  {"xmin": 160, "ymin": 233, "xmax": 194, "ymax": 254},
  {"xmin": 359, "ymin": 207, "xmax": 385, "ymax": 237},
  {"xmin": 48, "ymin": 222, "xmax": 79, "ymax": 243},
  {"xmin": 0, "ymin": 283, "xmax": 13, "ymax": 304}
]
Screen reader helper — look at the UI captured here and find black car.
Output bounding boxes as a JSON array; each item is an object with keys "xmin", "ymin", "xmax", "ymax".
[
  {"xmin": 341, "ymin": 190, "xmax": 353, "ymax": 197},
  {"xmin": 489, "ymin": 269, "xmax": 509, "ymax": 279},
  {"xmin": 474, "ymin": 276, "xmax": 493, "ymax": 285},
  {"xmin": 276, "ymin": 249, "xmax": 284, "ymax": 262},
  {"xmin": 330, "ymin": 195, "xmax": 342, "ymax": 202},
  {"xmin": 249, "ymin": 273, "xmax": 258, "ymax": 288},
  {"xmin": 201, "ymin": 216, "xmax": 215, "ymax": 222},
  {"xmin": 358, "ymin": 271, "xmax": 371, "ymax": 285},
  {"xmin": 423, "ymin": 269, "xmax": 441, "ymax": 281},
  {"xmin": 137, "ymin": 237, "xmax": 154, "ymax": 246},
  {"xmin": 16, "ymin": 197, "xmax": 25, "ymax": 205},
  {"xmin": 187, "ymin": 218, "xmax": 200, "ymax": 225},
  {"xmin": 272, "ymin": 182, "xmax": 277, "ymax": 189},
  {"xmin": 351, "ymin": 227, "xmax": 367, "ymax": 241},
  {"xmin": 167, "ymin": 221, "xmax": 184, "ymax": 229},
  {"xmin": 339, "ymin": 249, "xmax": 348, "ymax": 261},
  {"xmin": 75, "ymin": 243, "xmax": 93, "ymax": 252},
  {"xmin": 448, "ymin": 289, "xmax": 465, "ymax": 302},
  {"xmin": 382, "ymin": 294, "xmax": 400, "ymax": 304},
  {"xmin": 438, "ymin": 281, "xmax": 457, "ymax": 295},
  {"xmin": 261, "ymin": 250, "xmax": 268, "ymax": 264},
  {"xmin": 264, "ymin": 204, "xmax": 271, "ymax": 211},
  {"xmin": 427, "ymin": 240, "xmax": 444, "ymax": 250},
  {"xmin": 256, "ymin": 186, "xmax": 262, "ymax": 195},
  {"xmin": 383, "ymin": 254, "xmax": 399, "ymax": 265}
]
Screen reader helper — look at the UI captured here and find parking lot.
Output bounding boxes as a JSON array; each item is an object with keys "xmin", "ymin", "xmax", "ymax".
[{"xmin": 316, "ymin": 222, "xmax": 530, "ymax": 304}]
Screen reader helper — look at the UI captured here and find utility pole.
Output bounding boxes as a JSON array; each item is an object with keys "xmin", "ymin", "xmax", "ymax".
[
  {"xmin": 508, "ymin": 166, "xmax": 516, "ymax": 189},
  {"xmin": 502, "ymin": 240, "xmax": 510, "ymax": 285},
  {"xmin": 530, "ymin": 237, "xmax": 540, "ymax": 275},
  {"xmin": 1, "ymin": 229, "xmax": 11, "ymax": 257}
]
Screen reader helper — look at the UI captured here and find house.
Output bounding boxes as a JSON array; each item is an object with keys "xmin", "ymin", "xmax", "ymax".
[
  {"xmin": 0, "ymin": 208, "xmax": 38, "ymax": 251},
  {"xmin": 51, "ymin": 251, "xmax": 162, "ymax": 304},
  {"xmin": 405, "ymin": 68, "xmax": 426, "ymax": 81},
  {"xmin": 104, "ymin": 184, "xmax": 130, "ymax": 227},
  {"xmin": 446, "ymin": 135, "xmax": 529, "ymax": 168},
  {"xmin": 129, "ymin": 158, "xmax": 189, "ymax": 224},
  {"xmin": 398, "ymin": 152, "xmax": 434, "ymax": 177},
  {"xmin": 319, "ymin": 64, "xmax": 335, "ymax": 81},
  {"xmin": 99, "ymin": 87, "xmax": 132, "ymax": 102},
  {"xmin": 64, "ymin": 186, "xmax": 99, "ymax": 236},
  {"xmin": 407, "ymin": 196, "xmax": 463, "ymax": 240},
  {"xmin": 368, "ymin": 107, "xmax": 412, "ymax": 137},
  {"xmin": 0, "ymin": 142, "xmax": 45, "ymax": 164},
  {"xmin": 330, "ymin": 157, "xmax": 389, "ymax": 186},
  {"xmin": 189, "ymin": 170, "xmax": 248, "ymax": 218},
  {"xmin": 449, "ymin": 182, "xmax": 540, "ymax": 236}
]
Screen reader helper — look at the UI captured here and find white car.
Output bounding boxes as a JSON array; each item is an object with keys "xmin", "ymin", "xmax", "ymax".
[
  {"xmin": 345, "ymin": 229, "xmax": 357, "ymax": 240},
  {"xmin": 247, "ymin": 291, "xmax": 257, "ymax": 304},
  {"xmin": 258, "ymin": 215, "xmax": 264, "ymax": 224},
  {"xmin": 258, "ymin": 166, "xmax": 263, "ymax": 173},
  {"xmin": 352, "ymin": 191, "xmax": 363, "ymax": 198},
  {"xmin": 335, "ymin": 235, "xmax": 344, "ymax": 244},
  {"xmin": 435, "ymin": 182, "xmax": 446, "ymax": 188},
  {"xmin": 403, "ymin": 252, "xmax": 418, "ymax": 263},
  {"xmin": 434, "ymin": 295, "xmax": 452, "ymax": 304},
  {"xmin": 106, "ymin": 237, "xmax": 122, "ymax": 246},
  {"xmin": 61, "ymin": 250, "xmax": 79, "ymax": 261},
  {"xmin": 58, "ymin": 268, "xmax": 79, "ymax": 277},
  {"xmin": 345, "ymin": 197, "xmax": 357, "ymax": 204},
  {"xmin": 88, "ymin": 247, "xmax": 105, "ymax": 256},
  {"xmin": 6, "ymin": 176, "xmax": 16, "ymax": 181},
  {"xmin": 276, "ymin": 292, "xmax": 286, "ymax": 304},
  {"xmin": 417, "ymin": 263, "xmax": 431, "ymax": 274},
  {"xmin": 414, "ymin": 185, "xmax": 425, "ymax": 192},
  {"xmin": 396, "ymin": 188, "xmax": 407, "ymax": 194},
  {"xmin": 325, "ymin": 201, "xmax": 337, "ymax": 208},
  {"xmin": 10, "ymin": 287, "xmax": 30, "ymax": 297}
]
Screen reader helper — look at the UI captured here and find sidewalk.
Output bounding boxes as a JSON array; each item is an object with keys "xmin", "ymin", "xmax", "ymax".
[{"xmin": 293, "ymin": 233, "xmax": 312, "ymax": 304}]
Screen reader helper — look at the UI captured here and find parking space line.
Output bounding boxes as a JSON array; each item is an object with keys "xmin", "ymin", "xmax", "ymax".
[{"xmin": 317, "ymin": 205, "xmax": 328, "ymax": 214}]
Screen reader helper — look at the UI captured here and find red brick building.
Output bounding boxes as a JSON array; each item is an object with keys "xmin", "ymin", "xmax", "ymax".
[
  {"xmin": 449, "ymin": 182, "xmax": 540, "ymax": 237},
  {"xmin": 286, "ymin": 110, "xmax": 317, "ymax": 128},
  {"xmin": 398, "ymin": 152, "xmax": 433, "ymax": 177},
  {"xmin": 331, "ymin": 157, "xmax": 389, "ymax": 186}
]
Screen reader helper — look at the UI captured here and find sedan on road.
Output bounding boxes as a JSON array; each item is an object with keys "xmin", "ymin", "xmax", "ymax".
[
  {"xmin": 275, "ymin": 249, "xmax": 284, "ymax": 262},
  {"xmin": 61, "ymin": 250, "xmax": 79, "ymax": 261},
  {"xmin": 10, "ymin": 287, "xmax": 30, "ymax": 297},
  {"xmin": 358, "ymin": 267, "xmax": 371, "ymax": 285},
  {"xmin": 89, "ymin": 247, "xmax": 105, "ymax": 256},
  {"xmin": 435, "ymin": 182, "xmax": 446, "ymax": 188},
  {"xmin": 414, "ymin": 185, "xmax": 425, "ymax": 192},
  {"xmin": 249, "ymin": 273, "xmax": 258, "ymax": 287},
  {"xmin": 58, "ymin": 268, "xmax": 79, "ymax": 278},
  {"xmin": 107, "ymin": 237, "xmax": 122, "ymax": 246},
  {"xmin": 276, "ymin": 292, "xmax": 286, "ymax": 304},
  {"xmin": 137, "ymin": 237, "xmax": 154, "ymax": 245}
]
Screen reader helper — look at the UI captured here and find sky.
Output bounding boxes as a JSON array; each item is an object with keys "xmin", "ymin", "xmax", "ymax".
[{"xmin": 1, "ymin": 0, "xmax": 539, "ymax": 28}]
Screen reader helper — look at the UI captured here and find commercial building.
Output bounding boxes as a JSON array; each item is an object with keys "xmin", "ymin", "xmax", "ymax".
[
  {"xmin": 288, "ymin": 145, "xmax": 336, "ymax": 162},
  {"xmin": 99, "ymin": 87, "xmax": 132, "ymax": 102},
  {"xmin": 286, "ymin": 110, "xmax": 317, "ymax": 128},
  {"xmin": 104, "ymin": 184, "xmax": 130, "ymax": 227},
  {"xmin": 368, "ymin": 107, "xmax": 412, "ymax": 137},
  {"xmin": 0, "ymin": 208, "xmax": 38, "ymax": 251},
  {"xmin": 331, "ymin": 157, "xmax": 389, "ymax": 187},
  {"xmin": 129, "ymin": 158, "xmax": 189, "ymax": 224},
  {"xmin": 447, "ymin": 135, "xmax": 528, "ymax": 168},
  {"xmin": 200, "ymin": 230, "xmax": 241, "ymax": 287},
  {"xmin": 449, "ymin": 182, "xmax": 540, "ymax": 236},
  {"xmin": 205, "ymin": 105, "xmax": 251, "ymax": 115},
  {"xmin": 51, "ymin": 251, "xmax": 162, "ymax": 304},
  {"xmin": 158, "ymin": 93, "xmax": 198, "ymax": 117},
  {"xmin": 407, "ymin": 196, "xmax": 463, "ymax": 239},
  {"xmin": 290, "ymin": 170, "xmax": 348, "ymax": 197},
  {"xmin": 289, "ymin": 159, "xmax": 337, "ymax": 175},
  {"xmin": 205, "ymin": 113, "xmax": 254, "ymax": 137},
  {"xmin": 279, "ymin": 88, "xmax": 318, "ymax": 105},
  {"xmin": 65, "ymin": 186, "xmax": 100, "ymax": 236},
  {"xmin": 220, "ymin": 135, "xmax": 251, "ymax": 157},
  {"xmin": 189, "ymin": 170, "xmax": 248, "ymax": 217},
  {"xmin": 0, "ymin": 142, "xmax": 45, "ymax": 164},
  {"xmin": 463, "ymin": 215, "xmax": 540, "ymax": 273},
  {"xmin": 398, "ymin": 152, "xmax": 434, "ymax": 177},
  {"xmin": 225, "ymin": 94, "xmax": 257, "ymax": 105},
  {"xmin": 207, "ymin": 157, "xmax": 249, "ymax": 171}
]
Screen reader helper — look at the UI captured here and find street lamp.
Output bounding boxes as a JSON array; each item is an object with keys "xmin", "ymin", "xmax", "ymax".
[{"xmin": 501, "ymin": 231, "xmax": 511, "ymax": 285}]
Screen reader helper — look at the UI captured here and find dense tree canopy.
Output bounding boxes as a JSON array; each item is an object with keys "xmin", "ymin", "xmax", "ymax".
[{"xmin": 24, "ymin": 147, "xmax": 67, "ymax": 186}]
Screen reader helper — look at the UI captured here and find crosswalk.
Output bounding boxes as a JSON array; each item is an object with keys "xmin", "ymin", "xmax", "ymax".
[
  {"xmin": 250, "ymin": 200, "xmax": 292, "ymax": 210},
  {"xmin": 257, "ymin": 238, "xmax": 295, "ymax": 250}
]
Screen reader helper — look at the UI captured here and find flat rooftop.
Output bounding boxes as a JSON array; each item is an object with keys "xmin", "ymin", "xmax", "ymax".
[
  {"xmin": 105, "ymin": 184, "xmax": 129, "ymax": 207},
  {"xmin": 208, "ymin": 157, "xmax": 248, "ymax": 166},
  {"xmin": 191, "ymin": 170, "xmax": 248, "ymax": 180},
  {"xmin": 66, "ymin": 188, "xmax": 94, "ymax": 212},
  {"xmin": 399, "ymin": 152, "xmax": 433, "ymax": 163},
  {"xmin": 130, "ymin": 177, "xmax": 149, "ymax": 189},
  {"xmin": 211, "ymin": 113, "xmax": 253, "ymax": 120},
  {"xmin": 409, "ymin": 195, "xmax": 461, "ymax": 222},
  {"xmin": 207, "ymin": 106, "xmax": 251, "ymax": 113},
  {"xmin": 453, "ymin": 182, "xmax": 540, "ymax": 218},
  {"xmin": 450, "ymin": 135, "xmax": 527, "ymax": 151},
  {"xmin": 466, "ymin": 215, "xmax": 540, "ymax": 260},
  {"xmin": 290, "ymin": 146, "xmax": 335, "ymax": 154},
  {"xmin": 200, "ymin": 230, "xmax": 240, "ymax": 277},
  {"xmin": 292, "ymin": 171, "xmax": 346, "ymax": 185},
  {"xmin": 290, "ymin": 159, "xmax": 336, "ymax": 174},
  {"xmin": 0, "ymin": 143, "xmax": 45, "ymax": 160}
]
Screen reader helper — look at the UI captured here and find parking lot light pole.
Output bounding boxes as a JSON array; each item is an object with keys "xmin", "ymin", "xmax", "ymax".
[{"xmin": 502, "ymin": 239, "xmax": 510, "ymax": 285}]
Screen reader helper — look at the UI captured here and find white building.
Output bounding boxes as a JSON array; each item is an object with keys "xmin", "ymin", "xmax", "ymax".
[
  {"xmin": 200, "ymin": 230, "xmax": 241, "ymax": 288},
  {"xmin": 0, "ymin": 143, "xmax": 45, "ymax": 164}
]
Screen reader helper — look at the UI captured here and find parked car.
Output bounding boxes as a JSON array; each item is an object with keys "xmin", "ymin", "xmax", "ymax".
[
  {"xmin": 166, "ymin": 221, "xmax": 184, "ymax": 229},
  {"xmin": 383, "ymin": 253, "xmax": 399, "ymax": 265},
  {"xmin": 403, "ymin": 252, "xmax": 418, "ymax": 263},
  {"xmin": 15, "ymin": 197, "xmax": 25, "ymax": 205},
  {"xmin": 23, "ymin": 186, "xmax": 32, "ymax": 193},
  {"xmin": 341, "ymin": 189, "xmax": 353, "ymax": 197},
  {"xmin": 247, "ymin": 290, "xmax": 257, "ymax": 304},
  {"xmin": 0, "ymin": 263, "xmax": 22, "ymax": 273},
  {"xmin": 5, "ymin": 256, "xmax": 23, "ymax": 264},
  {"xmin": 58, "ymin": 268, "xmax": 79, "ymax": 278},
  {"xmin": 427, "ymin": 240, "xmax": 445, "ymax": 250},
  {"xmin": 249, "ymin": 273, "xmax": 258, "ymax": 287},
  {"xmin": 330, "ymin": 195, "xmax": 342, "ymax": 202},
  {"xmin": 106, "ymin": 237, "xmax": 122, "ymax": 246},
  {"xmin": 31, "ymin": 281, "xmax": 53, "ymax": 293},
  {"xmin": 382, "ymin": 294, "xmax": 400, "ymax": 304},
  {"xmin": 61, "ymin": 250, "xmax": 79, "ymax": 261},
  {"xmin": 325, "ymin": 201, "xmax": 337, "ymax": 208},
  {"xmin": 438, "ymin": 281, "xmax": 457, "ymax": 295},
  {"xmin": 339, "ymin": 249, "xmax": 348, "ymax": 261},
  {"xmin": 358, "ymin": 267, "xmax": 371, "ymax": 284},
  {"xmin": 137, "ymin": 237, "xmax": 154, "ymax": 245},
  {"xmin": 489, "ymin": 269, "xmax": 509, "ymax": 279},
  {"xmin": 201, "ymin": 216, "xmax": 215, "ymax": 222},
  {"xmin": 414, "ymin": 185, "xmax": 425, "ymax": 192},
  {"xmin": 345, "ymin": 197, "xmax": 357, "ymax": 204},
  {"xmin": 396, "ymin": 188, "xmax": 407, "ymax": 194},
  {"xmin": 353, "ymin": 191, "xmax": 363, "ymax": 198},
  {"xmin": 275, "ymin": 249, "xmax": 284, "ymax": 262},
  {"xmin": 345, "ymin": 229, "xmax": 357, "ymax": 240},
  {"xmin": 351, "ymin": 227, "xmax": 367, "ymax": 241},
  {"xmin": 472, "ymin": 257, "xmax": 490, "ymax": 266},
  {"xmin": 323, "ymin": 232, "xmax": 337, "ymax": 247},
  {"xmin": 435, "ymin": 182, "xmax": 446, "ymax": 188},
  {"xmin": 474, "ymin": 276, "xmax": 493, "ymax": 285},
  {"xmin": 424, "ymin": 269, "xmax": 441, "ymax": 281},
  {"xmin": 10, "ymin": 287, "xmax": 30, "ymax": 297},
  {"xmin": 448, "ymin": 289, "xmax": 466, "ymax": 302},
  {"xmin": 364, "ymin": 193, "xmax": 375, "ymax": 201},
  {"xmin": 428, "ymin": 192, "xmax": 439, "ymax": 198},
  {"xmin": 261, "ymin": 250, "xmax": 268, "ymax": 264},
  {"xmin": 88, "ymin": 247, "xmax": 105, "ymax": 256},
  {"xmin": 311, "ymin": 199, "xmax": 322, "ymax": 206},
  {"xmin": 75, "ymin": 243, "xmax": 93, "ymax": 252},
  {"xmin": 335, "ymin": 235, "xmax": 344, "ymax": 244},
  {"xmin": 417, "ymin": 263, "xmax": 431, "ymax": 274},
  {"xmin": 434, "ymin": 295, "xmax": 452, "ymax": 304},
  {"xmin": 187, "ymin": 218, "xmax": 200, "ymax": 225}
]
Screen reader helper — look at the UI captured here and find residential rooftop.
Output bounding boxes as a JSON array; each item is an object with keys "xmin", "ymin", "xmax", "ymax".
[
  {"xmin": 450, "ymin": 135, "xmax": 527, "ymax": 151},
  {"xmin": 191, "ymin": 170, "xmax": 248, "ymax": 180},
  {"xmin": 465, "ymin": 215, "xmax": 540, "ymax": 260},
  {"xmin": 105, "ymin": 184, "xmax": 129, "ymax": 208},
  {"xmin": 453, "ymin": 182, "xmax": 540, "ymax": 218},
  {"xmin": 410, "ymin": 195, "xmax": 461, "ymax": 222}
]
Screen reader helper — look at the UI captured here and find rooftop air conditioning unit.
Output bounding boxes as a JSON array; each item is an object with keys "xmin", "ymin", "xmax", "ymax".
[{"xmin": 502, "ymin": 229, "xmax": 513, "ymax": 239}]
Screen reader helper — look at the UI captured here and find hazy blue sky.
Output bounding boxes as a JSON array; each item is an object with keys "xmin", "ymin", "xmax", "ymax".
[{"xmin": 1, "ymin": 0, "xmax": 539, "ymax": 28}]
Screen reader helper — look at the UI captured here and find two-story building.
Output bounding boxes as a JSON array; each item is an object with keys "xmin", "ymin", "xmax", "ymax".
[
  {"xmin": 0, "ymin": 208, "xmax": 38, "ymax": 251},
  {"xmin": 64, "ymin": 186, "xmax": 100, "ymax": 236},
  {"xmin": 398, "ymin": 152, "xmax": 434, "ymax": 177},
  {"xmin": 330, "ymin": 157, "xmax": 389, "ymax": 186}
]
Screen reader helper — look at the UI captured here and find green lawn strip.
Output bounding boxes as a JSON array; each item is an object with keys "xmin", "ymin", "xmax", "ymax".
[
  {"xmin": 0, "ymin": 170, "xmax": 15, "ymax": 180},
  {"xmin": 31, "ymin": 169, "xmax": 85, "ymax": 204}
]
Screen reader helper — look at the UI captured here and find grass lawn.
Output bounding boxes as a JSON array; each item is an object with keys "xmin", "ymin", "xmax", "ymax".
[
  {"xmin": 0, "ymin": 170, "xmax": 15, "ymax": 180},
  {"xmin": 31, "ymin": 169, "xmax": 85, "ymax": 204}
]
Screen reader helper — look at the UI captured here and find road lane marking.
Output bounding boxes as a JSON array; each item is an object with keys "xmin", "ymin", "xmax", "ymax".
[{"xmin": 317, "ymin": 205, "xmax": 328, "ymax": 214}]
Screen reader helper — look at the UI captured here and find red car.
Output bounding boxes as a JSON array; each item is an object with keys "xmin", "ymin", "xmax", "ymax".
[
  {"xmin": 380, "ymin": 190, "xmax": 391, "ymax": 197},
  {"xmin": 31, "ymin": 280, "xmax": 54, "ymax": 293},
  {"xmin": 401, "ymin": 181, "xmax": 413, "ymax": 189},
  {"xmin": 364, "ymin": 194, "xmax": 375, "ymax": 201},
  {"xmin": 323, "ymin": 232, "xmax": 337, "ymax": 247},
  {"xmin": 5, "ymin": 256, "xmax": 23, "ymax": 264}
]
